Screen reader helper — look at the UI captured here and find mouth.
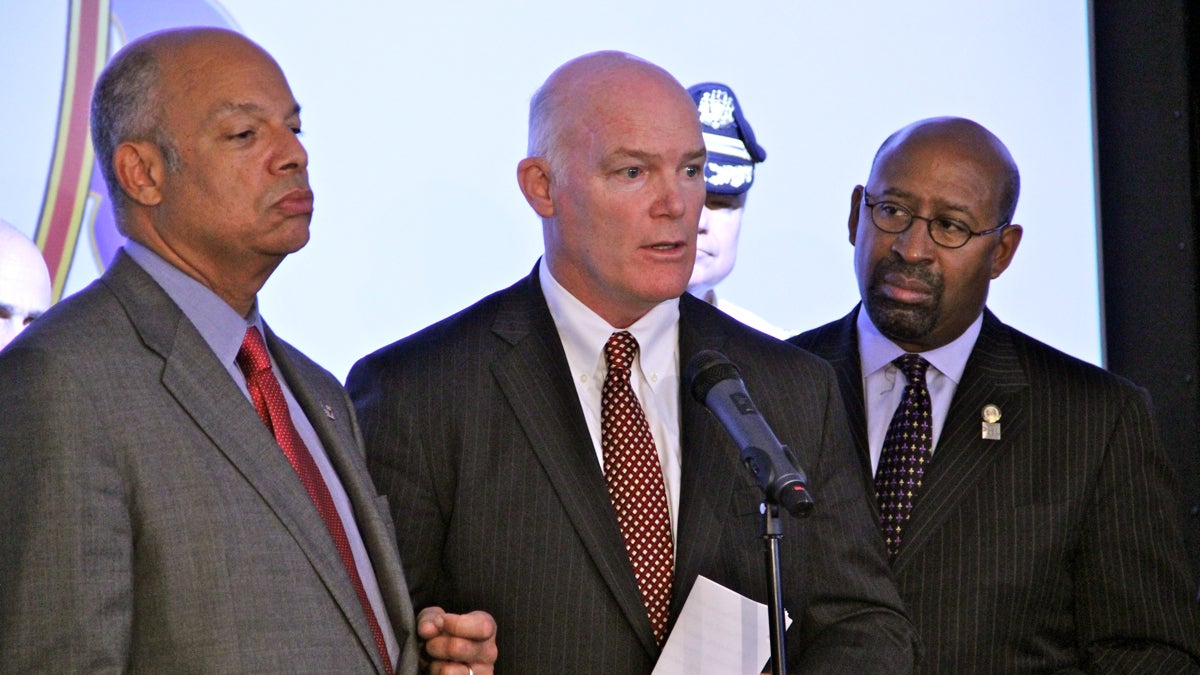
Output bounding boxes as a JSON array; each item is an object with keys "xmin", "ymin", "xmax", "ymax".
[
  {"xmin": 645, "ymin": 240, "xmax": 687, "ymax": 252},
  {"xmin": 870, "ymin": 258, "xmax": 942, "ymax": 308},
  {"xmin": 878, "ymin": 272, "xmax": 935, "ymax": 304},
  {"xmin": 274, "ymin": 188, "xmax": 314, "ymax": 217}
]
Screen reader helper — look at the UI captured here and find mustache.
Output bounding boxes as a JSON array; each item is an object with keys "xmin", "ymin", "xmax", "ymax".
[{"xmin": 870, "ymin": 256, "xmax": 943, "ymax": 295}]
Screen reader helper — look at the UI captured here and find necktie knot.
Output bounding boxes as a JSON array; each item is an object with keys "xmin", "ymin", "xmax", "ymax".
[
  {"xmin": 236, "ymin": 327, "xmax": 273, "ymax": 377},
  {"xmin": 893, "ymin": 353, "xmax": 930, "ymax": 385},
  {"xmin": 605, "ymin": 331, "xmax": 639, "ymax": 374}
]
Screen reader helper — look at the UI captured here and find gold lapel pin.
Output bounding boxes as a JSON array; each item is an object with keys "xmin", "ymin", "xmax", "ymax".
[
  {"xmin": 323, "ymin": 404, "xmax": 336, "ymax": 421},
  {"xmin": 981, "ymin": 404, "xmax": 1001, "ymax": 440}
]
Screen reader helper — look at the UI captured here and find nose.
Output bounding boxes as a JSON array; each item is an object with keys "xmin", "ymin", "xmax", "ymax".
[
  {"xmin": 651, "ymin": 173, "xmax": 688, "ymax": 220},
  {"xmin": 698, "ymin": 206, "xmax": 711, "ymax": 234},
  {"xmin": 891, "ymin": 217, "xmax": 937, "ymax": 263},
  {"xmin": 272, "ymin": 125, "xmax": 308, "ymax": 174}
]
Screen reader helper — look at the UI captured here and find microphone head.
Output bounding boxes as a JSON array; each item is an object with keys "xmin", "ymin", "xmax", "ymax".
[{"xmin": 684, "ymin": 350, "xmax": 741, "ymax": 403}]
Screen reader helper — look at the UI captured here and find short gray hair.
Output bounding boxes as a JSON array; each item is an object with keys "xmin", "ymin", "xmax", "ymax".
[
  {"xmin": 90, "ymin": 43, "xmax": 180, "ymax": 228},
  {"xmin": 526, "ymin": 80, "xmax": 568, "ymax": 184}
]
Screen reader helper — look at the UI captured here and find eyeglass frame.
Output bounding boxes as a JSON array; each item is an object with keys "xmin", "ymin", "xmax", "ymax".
[{"xmin": 861, "ymin": 191, "xmax": 1010, "ymax": 249}]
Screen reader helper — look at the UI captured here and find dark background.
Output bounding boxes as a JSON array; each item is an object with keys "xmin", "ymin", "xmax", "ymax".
[{"xmin": 1093, "ymin": 0, "xmax": 1199, "ymax": 577}]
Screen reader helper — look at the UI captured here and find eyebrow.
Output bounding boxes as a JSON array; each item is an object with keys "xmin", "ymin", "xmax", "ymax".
[
  {"xmin": 207, "ymin": 102, "xmax": 302, "ymax": 122},
  {"xmin": 876, "ymin": 186, "xmax": 976, "ymax": 218},
  {"xmin": 0, "ymin": 302, "xmax": 43, "ymax": 318},
  {"xmin": 609, "ymin": 146, "xmax": 707, "ymax": 163}
]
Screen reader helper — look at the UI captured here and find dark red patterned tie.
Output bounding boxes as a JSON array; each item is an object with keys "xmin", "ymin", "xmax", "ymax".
[
  {"xmin": 875, "ymin": 353, "xmax": 933, "ymax": 558},
  {"xmin": 237, "ymin": 327, "xmax": 392, "ymax": 674},
  {"xmin": 601, "ymin": 331, "xmax": 674, "ymax": 645}
]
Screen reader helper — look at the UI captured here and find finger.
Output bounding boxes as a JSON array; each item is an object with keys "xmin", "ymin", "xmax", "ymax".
[
  {"xmin": 426, "ymin": 661, "xmax": 478, "ymax": 675},
  {"xmin": 439, "ymin": 610, "xmax": 497, "ymax": 641},
  {"xmin": 416, "ymin": 606, "xmax": 447, "ymax": 639}
]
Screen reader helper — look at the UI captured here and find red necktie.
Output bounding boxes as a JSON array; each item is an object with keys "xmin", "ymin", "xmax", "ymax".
[
  {"xmin": 875, "ymin": 353, "xmax": 933, "ymax": 558},
  {"xmin": 237, "ymin": 327, "xmax": 392, "ymax": 674},
  {"xmin": 601, "ymin": 331, "xmax": 674, "ymax": 645}
]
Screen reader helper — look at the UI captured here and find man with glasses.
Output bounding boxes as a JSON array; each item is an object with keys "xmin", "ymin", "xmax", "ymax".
[{"xmin": 790, "ymin": 116, "xmax": 1200, "ymax": 670}]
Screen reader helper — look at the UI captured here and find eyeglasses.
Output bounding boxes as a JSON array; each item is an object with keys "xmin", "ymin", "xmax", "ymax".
[{"xmin": 862, "ymin": 193, "xmax": 1009, "ymax": 249}]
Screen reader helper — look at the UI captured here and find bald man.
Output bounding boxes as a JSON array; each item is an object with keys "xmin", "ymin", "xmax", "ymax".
[
  {"xmin": 0, "ymin": 28, "xmax": 496, "ymax": 673},
  {"xmin": 791, "ymin": 117, "xmax": 1200, "ymax": 670},
  {"xmin": 348, "ymin": 51, "xmax": 915, "ymax": 673},
  {"xmin": 0, "ymin": 220, "xmax": 52, "ymax": 350}
]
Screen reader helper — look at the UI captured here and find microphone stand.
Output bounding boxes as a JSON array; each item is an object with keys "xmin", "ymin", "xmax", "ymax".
[
  {"xmin": 762, "ymin": 498, "xmax": 787, "ymax": 675},
  {"xmin": 755, "ymin": 444, "xmax": 811, "ymax": 675}
]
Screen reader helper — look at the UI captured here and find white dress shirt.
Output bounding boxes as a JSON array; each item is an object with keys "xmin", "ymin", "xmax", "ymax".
[
  {"xmin": 857, "ymin": 307, "xmax": 983, "ymax": 475},
  {"xmin": 539, "ymin": 261, "xmax": 684, "ymax": 540}
]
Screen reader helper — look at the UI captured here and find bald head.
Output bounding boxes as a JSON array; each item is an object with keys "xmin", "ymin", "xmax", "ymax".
[
  {"xmin": 0, "ymin": 220, "xmax": 53, "ymax": 350},
  {"xmin": 527, "ymin": 51, "xmax": 696, "ymax": 177},
  {"xmin": 871, "ymin": 116, "xmax": 1020, "ymax": 225},
  {"xmin": 851, "ymin": 116, "xmax": 1024, "ymax": 352},
  {"xmin": 91, "ymin": 28, "xmax": 277, "ymax": 230},
  {"xmin": 516, "ymin": 51, "xmax": 706, "ymax": 327}
]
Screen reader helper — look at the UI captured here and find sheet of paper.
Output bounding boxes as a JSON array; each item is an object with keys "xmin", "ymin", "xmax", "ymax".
[{"xmin": 651, "ymin": 575, "xmax": 780, "ymax": 675}]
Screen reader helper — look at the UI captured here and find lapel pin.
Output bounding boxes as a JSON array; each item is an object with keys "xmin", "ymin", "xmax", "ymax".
[
  {"xmin": 981, "ymin": 404, "xmax": 1001, "ymax": 440},
  {"xmin": 323, "ymin": 404, "xmax": 336, "ymax": 420}
]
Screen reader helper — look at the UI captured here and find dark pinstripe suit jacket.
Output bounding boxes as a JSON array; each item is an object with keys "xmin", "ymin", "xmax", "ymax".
[
  {"xmin": 790, "ymin": 306, "xmax": 1200, "ymax": 672},
  {"xmin": 348, "ymin": 268, "xmax": 917, "ymax": 673}
]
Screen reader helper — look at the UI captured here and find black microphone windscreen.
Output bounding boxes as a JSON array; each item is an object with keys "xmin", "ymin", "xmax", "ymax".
[{"xmin": 684, "ymin": 350, "xmax": 741, "ymax": 403}]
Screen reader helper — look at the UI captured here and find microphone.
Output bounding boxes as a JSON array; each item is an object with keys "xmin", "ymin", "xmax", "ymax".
[{"xmin": 685, "ymin": 350, "xmax": 814, "ymax": 517}]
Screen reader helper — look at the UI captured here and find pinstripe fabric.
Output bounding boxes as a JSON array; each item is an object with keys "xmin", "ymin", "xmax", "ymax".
[
  {"xmin": 348, "ymin": 266, "xmax": 917, "ymax": 674},
  {"xmin": 0, "ymin": 253, "xmax": 419, "ymax": 673},
  {"xmin": 791, "ymin": 306, "xmax": 1200, "ymax": 672}
]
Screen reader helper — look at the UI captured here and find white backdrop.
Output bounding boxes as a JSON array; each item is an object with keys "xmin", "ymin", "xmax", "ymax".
[{"xmin": 0, "ymin": 1, "xmax": 1100, "ymax": 380}]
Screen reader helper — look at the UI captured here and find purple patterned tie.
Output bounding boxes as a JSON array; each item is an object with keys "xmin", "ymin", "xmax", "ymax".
[
  {"xmin": 601, "ymin": 331, "xmax": 674, "ymax": 645},
  {"xmin": 875, "ymin": 353, "xmax": 933, "ymax": 558}
]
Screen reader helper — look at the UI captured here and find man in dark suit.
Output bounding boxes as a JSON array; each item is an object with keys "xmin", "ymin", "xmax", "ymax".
[
  {"xmin": 0, "ymin": 28, "xmax": 495, "ymax": 673},
  {"xmin": 348, "ymin": 51, "xmax": 916, "ymax": 673},
  {"xmin": 790, "ymin": 116, "xmax": 1200, "ymax": 671}
]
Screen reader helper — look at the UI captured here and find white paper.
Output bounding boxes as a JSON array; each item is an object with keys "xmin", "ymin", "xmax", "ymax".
[{"xmin": 652, "ymin": 575, "xmax": 782, "ymax": 675}]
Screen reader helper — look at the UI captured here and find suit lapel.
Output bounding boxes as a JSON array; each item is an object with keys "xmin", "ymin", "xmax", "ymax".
[
  {"xmin": 488, "ymin": 270, "xmax": 660, "ymax": 657},
  {"xmin": 270, "ymin": 326, "xmax": 412, "ymax": 673},
  {"xmin": 795, "ymin": 308, "xmax": 875, "ymax": 496},
  {"xmin": 104, "ymin": 254, "xmax": 388, "ymax": 673},
  {"xmin": 893, "ymin": 311, "xmax": 1030, "ymax": 572},
  {"xmin": 672, "ymin": 297, "xmax": 738, "ymax": 622}
]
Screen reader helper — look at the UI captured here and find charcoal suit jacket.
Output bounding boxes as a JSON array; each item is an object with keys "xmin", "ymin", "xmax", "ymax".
[
  {"xmin": 790, "ymin": 306, "xmax": 1200, "ymax": 672},
  {"xmin": 348, "ymin": 266, "xmax": 917, "ymax": 673},
  {"xmin": 0, "ymin": 251, "xmax": 419, "ymax": 673}
]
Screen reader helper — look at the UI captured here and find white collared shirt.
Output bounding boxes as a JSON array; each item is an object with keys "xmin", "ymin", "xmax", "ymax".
[
  {"xmin": 857, "ymin": 307, "xmax": 983, "ymax": 474},
  {"xmin": 539, "ymin": 261, "xmax": 684, "ymax": 539}
]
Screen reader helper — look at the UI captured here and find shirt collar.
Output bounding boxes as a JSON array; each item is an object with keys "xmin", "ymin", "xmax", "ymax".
[
  {"xmin": 539, "ymin": 259, "xmax": 679, "ymax": 384},
  {"xmin": 123, "ymin": 240, "xmax": 261, "ymax": 367},
  {"xmin": 856, "ymin": 304, "xmax": 983, "ymax": 383}
]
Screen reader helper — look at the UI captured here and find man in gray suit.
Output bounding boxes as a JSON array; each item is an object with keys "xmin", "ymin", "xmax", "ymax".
[
  {"xmin": 348, "ymin": 51, "xmax": 916, "ymax": 673},
  {"xmin": 0, "ymin": 28, "xmax": 494, "ymax": 673},
  {"xmin": 790, "ymin": 117, "xmax": 1200, "ymax": 671}
]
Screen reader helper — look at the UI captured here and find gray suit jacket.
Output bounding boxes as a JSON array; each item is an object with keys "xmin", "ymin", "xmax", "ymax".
[
  {"xmin": 348, "ymin": 268, "xmax": 916, "ymax": 673},
  {"xmin": 0, "ymin": 252, "xmax": 419, "ymax": 674},
  {"xmin": 790, "ymin": 306, "xmax": 1200, "ymax": 672}
]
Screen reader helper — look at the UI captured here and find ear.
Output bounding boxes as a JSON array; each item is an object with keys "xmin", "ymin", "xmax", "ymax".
[
  {"xmin": 848, "ymin": 185, "xmax": 865, "ymax": 246},
  {"xmin": 112, "ymin": 141, "xmax": 165, "ymax": 207},
  {"xmin": 989, "ymin": 223, "xmax": 1023, "ymax": 279},
  {"xmin": 517, "ymin": 157, "xmax": 555, "ymax": 218}
]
